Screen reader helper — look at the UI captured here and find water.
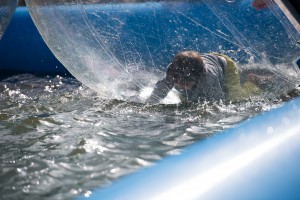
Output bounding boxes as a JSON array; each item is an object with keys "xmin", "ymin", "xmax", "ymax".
[{"xmin": 0, "ymin": 73, "xmax": 297, "ymax": 200}]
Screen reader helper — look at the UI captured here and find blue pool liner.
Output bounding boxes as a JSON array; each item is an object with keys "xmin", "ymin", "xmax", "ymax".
[{"xmin": 0, "ymin": 7, "xmax": 67, "ymax": 75}]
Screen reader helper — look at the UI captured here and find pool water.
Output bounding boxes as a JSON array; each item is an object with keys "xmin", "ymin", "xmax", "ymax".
[{"xmin": 0, "ymin": 73, "xmax": 297, "ymax": 200}]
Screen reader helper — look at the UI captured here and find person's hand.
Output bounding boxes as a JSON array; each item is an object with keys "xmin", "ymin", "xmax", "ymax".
[{"xmin": 252, "ymin": 0, "xmax": 274, "ymax": 10}]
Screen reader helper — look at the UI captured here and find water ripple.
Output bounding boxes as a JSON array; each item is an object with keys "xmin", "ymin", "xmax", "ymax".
[{"xmin": 0, "ymin": 74, "xmax": 298, "ymax": 200}]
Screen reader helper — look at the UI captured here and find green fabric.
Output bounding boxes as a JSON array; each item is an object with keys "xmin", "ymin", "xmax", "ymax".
[{"xmin": 215, "ymin": 54, "xmax": 261, "ymax": 101}]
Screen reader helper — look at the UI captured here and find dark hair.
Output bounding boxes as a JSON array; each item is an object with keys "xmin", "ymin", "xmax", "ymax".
[{"xmin": 167, "ymin": 51, "xmax": 205, "ymax": 77}]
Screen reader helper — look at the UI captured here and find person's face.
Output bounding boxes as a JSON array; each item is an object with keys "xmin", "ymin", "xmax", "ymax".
[{"xmin": 171, "ymin": 71, "xmax": 197, "ymax": 91}]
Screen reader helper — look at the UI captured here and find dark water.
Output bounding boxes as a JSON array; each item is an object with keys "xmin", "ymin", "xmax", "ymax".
[{"xmin": 0, "ymin": 73, "xmax": 297, "ymax": 200}]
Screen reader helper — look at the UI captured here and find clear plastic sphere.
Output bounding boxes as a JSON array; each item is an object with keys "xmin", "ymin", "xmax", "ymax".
[
  {"xmin": 25, "ymin": 0, "xmax": 300, "ymax": 103},
  {"xmin": 0, "ymin": 0, "xmax": 17, "ymax": 39}
]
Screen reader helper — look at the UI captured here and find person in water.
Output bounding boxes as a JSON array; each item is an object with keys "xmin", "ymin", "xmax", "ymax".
[{"xmin": 146, "ymin": 51, "xmax": 271, "ymax": 104}]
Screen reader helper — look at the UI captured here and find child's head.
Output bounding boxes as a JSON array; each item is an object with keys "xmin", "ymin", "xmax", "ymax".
[{"xmin": 167, "ymin": 51, "xmax": 205, "ymax": 90}]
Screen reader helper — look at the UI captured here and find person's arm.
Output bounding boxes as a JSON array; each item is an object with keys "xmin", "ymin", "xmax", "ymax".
[{"xmin": 145, "ymin": 75, "xmax": 174, "ymax": 104}]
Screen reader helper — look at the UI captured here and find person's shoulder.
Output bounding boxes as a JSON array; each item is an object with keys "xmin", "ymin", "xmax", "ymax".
[
  {"xmin": 201, "ymin": 53, "xmax": 221, "ymax": 65},
  {"xmin": 200, "ymin": 53, "xmax": 213, "ymax": 58},
  {"xmin": 216, "ymin": 55, "xmax": 227, "ymax": 65},
  {"xmin": 201, "ymin": 53, "xmax": 220, "ymax": 60},
  {"xmin": 202, "ymin": 53, "xmax": 226, "ymax": 74}
]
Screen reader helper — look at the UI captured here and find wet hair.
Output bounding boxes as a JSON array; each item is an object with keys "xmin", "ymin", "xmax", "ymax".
[{"xmin": 167, "ymin": 51, "xmax": 205, "ymax": 79}]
